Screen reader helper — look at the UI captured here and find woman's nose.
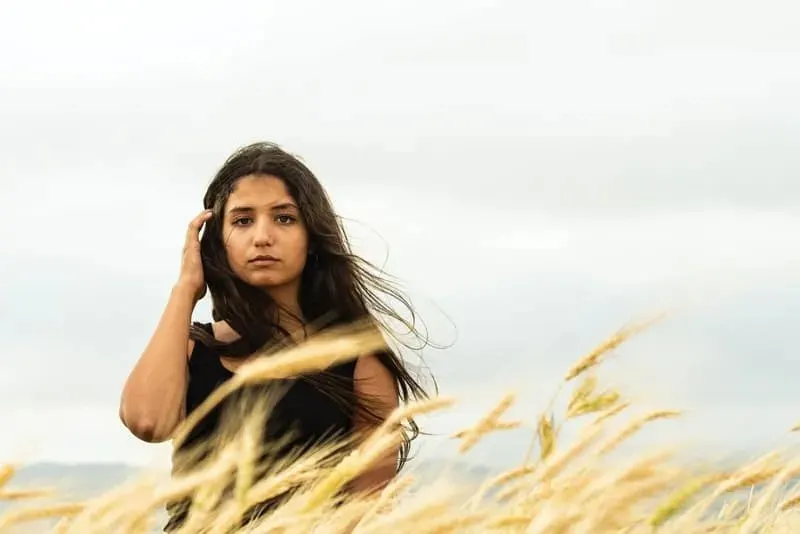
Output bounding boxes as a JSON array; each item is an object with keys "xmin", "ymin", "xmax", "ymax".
[{"xmin": 253, "ymin": 220, "xmax": 275, "ymax": 246}]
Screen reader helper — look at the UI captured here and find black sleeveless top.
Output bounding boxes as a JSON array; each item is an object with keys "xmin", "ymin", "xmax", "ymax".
[{"xmin": 164, "ymin": 322, "xmax": 357, "ymax": 531}]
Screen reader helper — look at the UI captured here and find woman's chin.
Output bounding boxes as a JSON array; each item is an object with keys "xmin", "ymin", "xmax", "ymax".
[{"xmin": 242, "ymin": 273, "xmax": 294, "ymax": 291}]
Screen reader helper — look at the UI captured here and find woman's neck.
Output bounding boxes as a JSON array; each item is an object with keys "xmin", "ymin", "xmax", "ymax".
[{"xmin": 266, "ymin": 284, "xmax": 306, "ymax": 341}]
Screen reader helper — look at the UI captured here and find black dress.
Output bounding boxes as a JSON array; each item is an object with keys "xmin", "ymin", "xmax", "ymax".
[{"xmin": 163, "ymin": 322, "xmax": 357, "ymax": 531}]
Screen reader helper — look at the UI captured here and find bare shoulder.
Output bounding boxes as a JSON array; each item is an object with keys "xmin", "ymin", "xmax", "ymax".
[
  {"xmin": 354, "ymin": 354, "xmax": 391, "ymax": 379},
  {"xmin": 186, "ymin": 320, "xmax": 237, "ymax": 361},
  {"xmin": 354, "ymin": 354, "xmax": 399, "ymax": 400},
  {"xmin": 211, "ymin": 320, "xmax": 240, "ymax": 343}
]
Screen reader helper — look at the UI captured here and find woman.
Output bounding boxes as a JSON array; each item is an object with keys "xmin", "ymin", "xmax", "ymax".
[{"xmin": 118, "ymin": 142, "xmax": 433, "ymax": 530}]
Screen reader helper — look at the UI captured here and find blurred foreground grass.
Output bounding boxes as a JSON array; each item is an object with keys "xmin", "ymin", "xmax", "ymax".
[{"xmin": 1, "ymin": 319, "xmax": 799, "ymax": 533}]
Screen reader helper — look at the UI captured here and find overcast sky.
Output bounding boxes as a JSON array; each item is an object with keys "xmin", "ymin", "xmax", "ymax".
[{"xmin": 1, "ymin": 0, "xmax": 800, "ymax": 471}]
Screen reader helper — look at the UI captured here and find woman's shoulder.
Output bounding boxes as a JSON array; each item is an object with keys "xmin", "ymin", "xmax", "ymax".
[
  {"xmin": 210, "ymin": 320, "xmax": 240, "ymax": 343},
  {"xmin": 189, "ymin": 320, "xmax": 238, "ymax": 342},
  {"xmin": 187, "ymin": 320, "xmax": 240, "ymax": 359}
]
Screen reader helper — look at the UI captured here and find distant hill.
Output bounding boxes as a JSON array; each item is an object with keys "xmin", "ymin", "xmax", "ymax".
[
  {"xmin": 6, "ymin": 457, "xmax": 493, "ymax": 496},
  {"xmin": 1, "ymin": 463, "xmax": 149, "ymax": 533},
  {"xmin": 9, "ymin": 462, "xmax": 142, "ymax": 494}
]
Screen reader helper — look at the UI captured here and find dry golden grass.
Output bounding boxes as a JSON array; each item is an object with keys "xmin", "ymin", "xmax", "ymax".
[{"xmin": 2, "ymin": 321, "xmax": 800, "ymax": 533}]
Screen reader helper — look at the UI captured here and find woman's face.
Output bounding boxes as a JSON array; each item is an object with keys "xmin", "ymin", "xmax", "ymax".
[{"xmin": 221, "ymin": 174, "xmax": 309, "ymax": 295}]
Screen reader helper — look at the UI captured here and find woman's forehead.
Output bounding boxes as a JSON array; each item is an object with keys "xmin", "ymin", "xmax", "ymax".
[{"xmin": 226, "ymin": 175, "xmax": 296, "ymax": 206}]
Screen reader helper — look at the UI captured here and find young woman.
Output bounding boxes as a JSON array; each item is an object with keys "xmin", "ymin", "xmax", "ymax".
[{"xmin": 118, "ymin": 142, "xmax": 433, "ymax": 530}]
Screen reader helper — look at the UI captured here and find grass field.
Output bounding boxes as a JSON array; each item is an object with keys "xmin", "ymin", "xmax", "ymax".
[{"xmin": 1, "ymin": 320, "xmax": 799, "ymax": 533}]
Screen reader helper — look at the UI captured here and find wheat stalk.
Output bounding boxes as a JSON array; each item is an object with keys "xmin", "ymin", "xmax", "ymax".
[{"xmin": 2, "ymin": 322, "xmax": 800, "ymax": 533}]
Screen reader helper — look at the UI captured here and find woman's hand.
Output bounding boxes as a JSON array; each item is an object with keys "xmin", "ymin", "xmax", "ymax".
[{"xmin": 176, "ymin": 209, "xmax": 213, "ymax": 302}]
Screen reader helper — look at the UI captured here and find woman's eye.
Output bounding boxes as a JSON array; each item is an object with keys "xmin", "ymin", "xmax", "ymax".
[
  {"xmin": 233, "ymin": 217, "xmax": 252, "ymax": 226},
  {"xmin": 276, "ymin": 214, "xmax": 296, "ymax": 225}
]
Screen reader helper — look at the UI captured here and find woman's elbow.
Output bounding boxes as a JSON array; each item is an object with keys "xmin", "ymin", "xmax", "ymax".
[{"xmin": 118, "ymin": 404, "xmax": 172, "ymax": 443}]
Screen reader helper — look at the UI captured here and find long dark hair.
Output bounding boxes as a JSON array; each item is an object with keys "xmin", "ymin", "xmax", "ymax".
[{"xmin": 189, "ymin": 142, "xmax": 436, "ymax": 470}]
